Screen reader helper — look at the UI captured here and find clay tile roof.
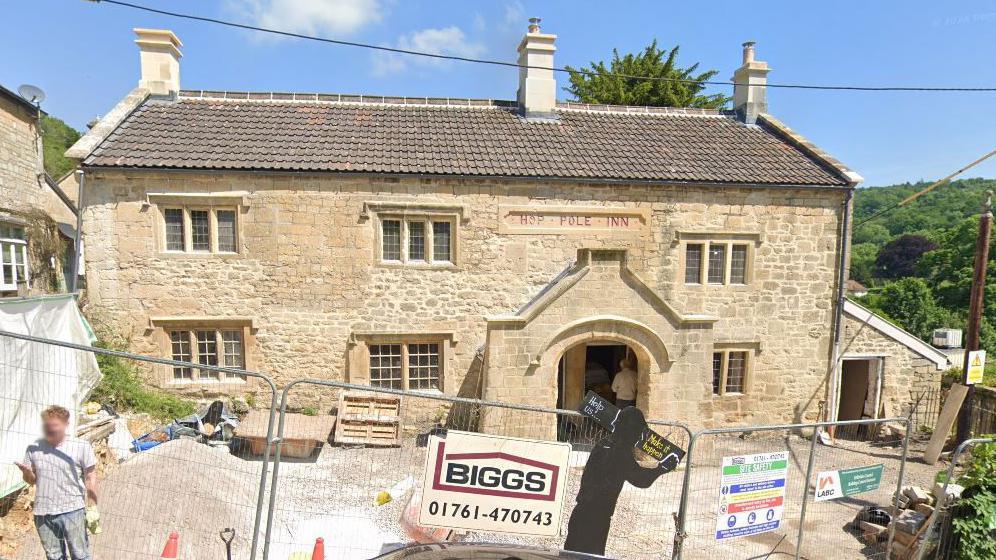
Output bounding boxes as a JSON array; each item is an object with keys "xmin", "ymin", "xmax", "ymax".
[{"xmin": 83, "ymin": 92, "xmax": 853, "ymax": 186}]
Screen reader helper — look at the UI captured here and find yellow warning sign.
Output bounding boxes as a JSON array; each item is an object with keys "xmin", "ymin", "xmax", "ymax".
[{"xmin": 966, "ymin": 350, "xmax": 986, "ymax": 385}]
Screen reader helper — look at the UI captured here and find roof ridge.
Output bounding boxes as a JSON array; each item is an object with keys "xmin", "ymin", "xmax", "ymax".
[
  {"xmin": 176, "ymin": 90, "xmax": 728, "ymax": 117},
  {"xmin": 178, "ymin": 90, "xmax": 517, "ymax": 109}
]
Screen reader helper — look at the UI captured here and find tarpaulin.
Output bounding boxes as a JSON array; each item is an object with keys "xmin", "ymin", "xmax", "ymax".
[{"xmin": 0, "ymin": 294, "xmax": 100, "ymax": 497}]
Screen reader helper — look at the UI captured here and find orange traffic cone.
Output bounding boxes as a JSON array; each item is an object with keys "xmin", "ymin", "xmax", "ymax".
[
  {"xmin": 161, "ymin": 532, "xmax": 179, "ymax": 559},
  {"xmin": 311, "ymin": 537, "xmax": 325, "ymax": 560}
]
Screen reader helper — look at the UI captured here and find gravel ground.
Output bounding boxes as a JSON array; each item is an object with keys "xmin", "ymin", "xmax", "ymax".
[{"xmin": 7, "ymin": 430, "xmax": 943, "ymax": 560}]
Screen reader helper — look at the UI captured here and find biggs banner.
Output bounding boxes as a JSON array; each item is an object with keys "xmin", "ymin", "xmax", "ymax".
[{"xmin": 419, "ymin": 430, "xmax": 571, "ymax": 537}]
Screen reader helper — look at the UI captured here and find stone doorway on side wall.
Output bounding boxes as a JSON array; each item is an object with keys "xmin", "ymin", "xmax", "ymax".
[
  {"xmin": 836, "ymin": 356, "xmax": 884, "ymax": 440},
  {"xmin": 556, "ymin": 341, "xmax": 639, "ymax": 445}
]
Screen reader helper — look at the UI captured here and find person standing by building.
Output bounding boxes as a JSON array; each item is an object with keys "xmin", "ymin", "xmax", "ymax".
[
  {"xmin": 15, "ymin": 405, "xmax": 98, "ymax": 560},
  {"xmin": 611, "ymin": 355, "xmax": 638, "ymax": 408}
]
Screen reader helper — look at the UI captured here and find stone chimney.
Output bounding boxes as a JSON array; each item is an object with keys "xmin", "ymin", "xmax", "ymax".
[
  {"xmin": 516, "ymin": 18, "xmax": 557, "ymax": 118},
  {"xmin": 135, "ymin": 28, "xmax": 182, "ymax": 96},
  {"xmin": 731, "ymin": 41, "xmax": 769, "ymax": 125}
]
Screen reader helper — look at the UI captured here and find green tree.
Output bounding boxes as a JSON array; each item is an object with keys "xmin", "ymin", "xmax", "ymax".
[
  {"xmin": 860, "ymin": 278, "xmax": 953, "ymax": 340},
  {"xmin": 41, "ymin": 115, "xmax": 81, "ymax": 178},
  {"xmin": 849, "ymin": 243, "xmax": 879, "ymax": 285},
  {"xmin": 564, "ymin": 40, "xmax": 729, "ymax": 108},
  {"xmin": 919, "ymin": 216, "xmax": 996, "ymax": 319},
  {"xmin": 852, "ymin": 222, "xmax": 891, "ymax": 246}
]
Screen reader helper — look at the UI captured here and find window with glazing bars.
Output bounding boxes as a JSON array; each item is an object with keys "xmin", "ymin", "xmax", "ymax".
[
  {"xmin": 381, "ymin": 220, "xmax": 402, "ymax": 261},
  {"xmin": 216, "ymin": 210, "xmax": 237, "ymax": 252},
  {"xmin": 0, "ymin": 223, "xmax": 28, "ymax": 291},
  {"xmin": 168, "ymin": 328, "xmax": 246, "ymax": 382},
  {"xmin": 369, "ymin": 344, "xmax": 403, "ymax": 389},
  {"xmin": 164, "ymin": 209, "xmax": 185, "ymax": 251},
  {"xmin": 729, "ymin": 245, "xmax": 748, "ymax": 284},
  {"xmin": 707, "ymin": 244, "xmax": 727, "ymax": 284},
  {"xmin": 432, "ymin": 221, "xmax": 451, "ymax": 262},
  {"xmin": 162, "ymin": 208, "xmax": 238, "ymax": 254},
  {"xmin": 380, "ymin": 217, "xmax": 455, "ymax": 264},
  {"xmin": 711, "ymin": 352, "xmax": 723, "ymax": 395},
  {"xmin": 408, "ymin": 221, "xmax": 426, "ymax": 261},
  {"xmin": 407, "ymin": 343, "xmax": 440, "ymax": 390},
  {"xmin": 712, "ymin": 350, "xmax": 749, "ymax": 395},
  {"xmin": 685, "ymin": 244, "xmax": 703, "ymax": 284}
]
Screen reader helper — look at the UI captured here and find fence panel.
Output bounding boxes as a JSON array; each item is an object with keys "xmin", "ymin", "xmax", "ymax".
[
  {"xmin": 674, "ymin": 419, "xmax": 911, "ymax": 560},
  {"xmin": 0, "ymin": 330, "xmax": 278, "ymax": 560},
  {"xmin": 794, "ymin": 419, "xmax": 911, "ymax": 560},
  {"xmin": 261, "ymin": 380, "xmax": 692, "ymax": 560},
  {"xmin": 916, "ymin": 437, "xmax": 996, "ymax": 560}
]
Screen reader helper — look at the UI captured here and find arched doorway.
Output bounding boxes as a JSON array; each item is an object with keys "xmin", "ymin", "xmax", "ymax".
[{"xmin": 556, "ymin": 340, "xmax": 642, "ymax": 443}]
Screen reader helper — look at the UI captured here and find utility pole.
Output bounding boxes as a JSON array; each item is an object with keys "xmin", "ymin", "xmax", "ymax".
[{"xmin": 957, "ymin": 190, "xmax": 993, "ymax": 444}]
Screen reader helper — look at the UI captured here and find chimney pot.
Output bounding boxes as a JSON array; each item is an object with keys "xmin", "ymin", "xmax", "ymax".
[
  {"xmin": 742, "ymin": 41, "xmax": 756, "ymax": 64},
  {"xmin": 732, "ymin": 40, "xmax": 769, "ymax": 125},
  {"xmin": 516, "ymin": 18, "xmax": 557, "ymax": 119},
  {"xmin": 134, "ymin": 28, "xmax": 182, "ymax": 96}
]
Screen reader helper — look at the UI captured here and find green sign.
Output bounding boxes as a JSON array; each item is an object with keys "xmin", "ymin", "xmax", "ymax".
[{"xmin": 814, "ymin": 464, "xmax": 884, "ymax": 502}]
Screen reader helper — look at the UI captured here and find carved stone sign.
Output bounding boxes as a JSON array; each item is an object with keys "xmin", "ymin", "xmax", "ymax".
[{"xmin": 498, "ymin": 205, "xmax": 650, "ymax": 235}]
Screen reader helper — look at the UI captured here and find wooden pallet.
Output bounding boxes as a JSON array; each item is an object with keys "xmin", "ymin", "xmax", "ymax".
[{"xmin": 333, "ymin": 391, "xmax": 402, "ymax": 447}]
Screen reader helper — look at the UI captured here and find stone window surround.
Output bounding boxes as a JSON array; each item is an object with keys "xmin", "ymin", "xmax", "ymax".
[
  {"xmin": 0, "ymin": 220, "xmax": 29, "ymax": 292},
  {"xmin": 676, "ymin": 231, "xmax": 762, "ymax": 287},
  {"xmin": 362, "ymin": 201, "xmax": 467, "ymax": 269},
  {"xmin": 347, "ymin": 331, "xmax": 454, "ymax": 393},
  {"xmin": 150, "ymin": 316, "xmax": 256, "ymax": 386},
  {"xmin": 711, "ymin": 343, "xmax": 759, "ymax": 397},
  {"xmin": 146, "ymin": 193, "xmax": 248, "ymax": 257}
]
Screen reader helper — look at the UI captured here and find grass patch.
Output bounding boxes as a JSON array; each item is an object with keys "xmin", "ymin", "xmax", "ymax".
[{"xmin": 88, "ymin": 340, "xmax": 196, "ymax": 421}]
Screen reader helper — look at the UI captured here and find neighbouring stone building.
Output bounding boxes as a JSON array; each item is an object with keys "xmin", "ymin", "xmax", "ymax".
[
  {"xmin": 65, "ymin": 25, "xmax": 945, "ymax": 429},
  {"xmin": 0, "ymin": 84, "xmax": 78, "ymax": 296}
]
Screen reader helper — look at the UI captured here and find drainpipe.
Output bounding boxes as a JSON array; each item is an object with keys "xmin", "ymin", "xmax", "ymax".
[
  {"xmin": 69, "ymin": 169, "xmax": 85, "ymax": 293},
  {"xmin": 827, "ymin": 188, "xmax": 854, "ymax": 424}
]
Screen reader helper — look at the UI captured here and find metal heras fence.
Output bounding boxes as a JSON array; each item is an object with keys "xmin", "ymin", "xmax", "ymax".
[
  {"xmin": 914, "ymin": 437, "xmax": 996, "ymax": 560},
  {"xmin": 260, "ymin": 378, "xmax": 693, "ymax": 560},
  {"xmin": 672, "ymin": 417, "xmax": 912, "ymax": 560},
  {"xmin": 0, "ymin": 329, "xmax": 278, "ymax": 560}
]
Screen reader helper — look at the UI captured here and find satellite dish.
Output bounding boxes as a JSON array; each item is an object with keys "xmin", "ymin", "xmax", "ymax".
[{"xmin": 17, "ymin": 84, "xmax": 45, "ymax": 105}]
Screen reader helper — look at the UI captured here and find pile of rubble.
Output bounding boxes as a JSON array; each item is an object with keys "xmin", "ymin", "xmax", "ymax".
[{"xmin": 855, "ymin": 482, "xmax": 963, "ymax": 559}]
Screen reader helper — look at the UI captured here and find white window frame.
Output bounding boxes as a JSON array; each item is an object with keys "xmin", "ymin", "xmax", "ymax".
[
  {"xmin": 165, "ymin": 327, "xmax": 248, "ymax": 384},
  {"xmin": 377, "ymin": 214, "xmax": 457, "ymax": 267},
  {"xmin": 160, "ymin": 206, "xmax": 239, "ymax": 254},
  {"xmin": 712, "ymin": 348, "xmax": 751, "ymax": 396},
  {"xmin": 0, "ymin": 223, "xmax": 29, "ymax": 291},
  {"xmin": 682, "ymin": 240, "xmax": 753, "ymax": 286}
]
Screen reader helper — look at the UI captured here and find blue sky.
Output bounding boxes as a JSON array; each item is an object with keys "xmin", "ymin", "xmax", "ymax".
[{"xmin": 4, "ymin": 0, "xmax": 995, "ymax": 187}]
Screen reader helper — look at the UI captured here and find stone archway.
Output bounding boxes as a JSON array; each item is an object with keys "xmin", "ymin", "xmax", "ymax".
[{"xmin": 539, "ymin": 315, "xmax": 669, "ymax": 415}]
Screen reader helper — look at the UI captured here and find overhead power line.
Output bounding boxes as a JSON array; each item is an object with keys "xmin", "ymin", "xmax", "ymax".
[
  {"xmin": 853, "ymin": 150, "xmax": 996, "ymax": 229},
  {"xmin": 91, "ymin": 0, "xmax": 996, "ymax": 93}
]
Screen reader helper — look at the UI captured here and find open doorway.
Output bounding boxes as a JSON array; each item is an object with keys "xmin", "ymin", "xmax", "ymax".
[
  {"xmin": 837, "ymin": 357, "xmax": 883, "ymax": 440},
  {"xmin": 556, "ymin": 342, "xmax": 638, "ymax": 443}
]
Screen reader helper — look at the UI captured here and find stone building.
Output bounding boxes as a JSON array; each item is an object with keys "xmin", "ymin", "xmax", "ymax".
[
  {"xmin": 0, "ymin": 84, "xmax": 78, "ymax": 296},
  {"xmin": 65, "ymin": 25, "xmax": 942, "ymax": 428}
]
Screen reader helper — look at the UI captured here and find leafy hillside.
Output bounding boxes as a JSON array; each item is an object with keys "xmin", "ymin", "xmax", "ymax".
[
  {"xmin": 852, "ymin": 178, "xmax": 996, "ymax": 381},
  {"xmin": 40, "ymin": 114, "xmax": 80, "ymax": 178}
]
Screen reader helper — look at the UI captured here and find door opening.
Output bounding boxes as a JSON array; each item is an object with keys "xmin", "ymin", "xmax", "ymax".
[
  {"xmin": 557, "ymin": 342, "xmax": 637, "ymax": 443},
  {"xmin": 837, "ymin": 357, "xmax": 883, "ymax": 440}
]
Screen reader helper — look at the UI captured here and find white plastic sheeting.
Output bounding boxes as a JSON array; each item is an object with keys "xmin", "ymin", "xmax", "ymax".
[{"xmin": 0, "ymin": 294, "xmax": 100, "ymax": 497}]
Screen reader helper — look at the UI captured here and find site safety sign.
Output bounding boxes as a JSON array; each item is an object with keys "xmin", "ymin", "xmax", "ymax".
[
  {"xmin": 966, "ymin": 350, "xmax": 986, "ymax": 385},
  {"xmin": 814, "ymin": 464, "xmax": 884, "ymax": 502},
  {"xmin": 419, "ymin": 430, "xmax": 571, "ymax": 537},
  {"xmin": 715, "ymin": 451, "xmax": 788, "ymax": 540}
]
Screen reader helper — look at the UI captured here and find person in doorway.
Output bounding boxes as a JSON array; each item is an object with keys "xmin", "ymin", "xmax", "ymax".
[
  {"xmin": 16, "ymin": 405, "xmax": 98, "ymax": 560},
  {"xmin": 564, "ymin": 407, "xmax": 676, "ymax": 556},
  {"xmin": 611, "ymin": 355, "xmax": 638, "ymax": 409}
]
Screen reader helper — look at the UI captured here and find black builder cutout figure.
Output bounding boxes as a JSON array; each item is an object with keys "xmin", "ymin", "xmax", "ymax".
[{"xmin": 564, "ymin": 406, "xmax": 679, "ymax": 556}]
